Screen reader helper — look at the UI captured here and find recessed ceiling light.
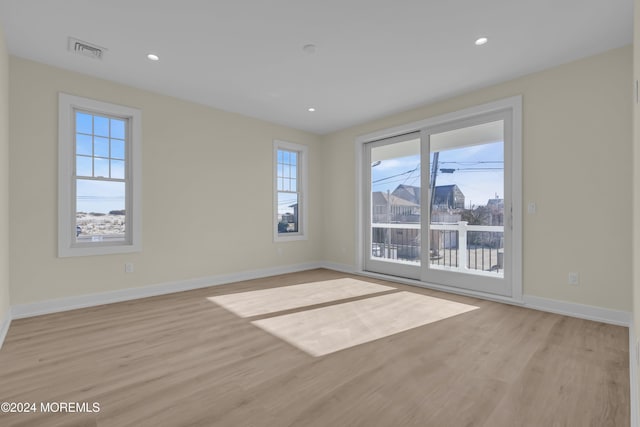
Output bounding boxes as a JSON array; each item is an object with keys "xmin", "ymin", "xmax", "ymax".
[
  {"xmin": 308, "ymin": 107, "xmax": 316, "ymax": 112},
  {"xmin": 302, "ymin": 44, "xmax": 316, "ymax": 54},
  {"xmin": 147, "ymin": 53, "xmax": 160, "ymax": 61},
  {"xmin": 474, "ymin": 37, "xmax": 488, "ymax": 46}
]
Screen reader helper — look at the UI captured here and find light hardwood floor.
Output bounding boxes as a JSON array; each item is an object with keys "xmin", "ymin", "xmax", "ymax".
[{"xmin": 0, "ymin": 269, "xmax": 629, "ymax": 426}]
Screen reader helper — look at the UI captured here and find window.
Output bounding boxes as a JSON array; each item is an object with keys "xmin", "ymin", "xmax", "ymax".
[
  {"xmin": 58, "ymin": 93, "xmax": 142, "ymax": 257},
  {"xmin": 274, "ymin": 140, "xmax": 308, "ymax": 241}
]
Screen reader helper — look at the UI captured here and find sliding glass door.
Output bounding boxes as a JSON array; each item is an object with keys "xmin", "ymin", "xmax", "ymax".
[
  {"xmin": 364, "ymin": 132, "xmax": 421, "ymax": 280},
  {"xmin": 363, "ymin": 108, "xmax": 518, "ymax": 297}
]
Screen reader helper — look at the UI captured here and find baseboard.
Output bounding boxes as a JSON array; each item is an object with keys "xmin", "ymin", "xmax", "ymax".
[
  {"xmin": 11, "ymin": 262, "xmax": 324, "ymax": 319},
  {"xmin": 522, "ymin": 295, "xmax": 631, "ymax": 327},
  {"xmin": 321, "ymin": 262, "xmax": 356, "ymax": 274},
  {"xmin": 0, "ymin": 308, "xmax": 11, "ymax": 350},
  {"xmin": 321, "ymin": 265, "xmax": 632, "ymax": 327},
  {"xmin": 7, "ymin": 261, "xmax": 634, "ymax": 327},
  {"xmin": 632, "ymin": 325, "xmax": 638, "ymax": 427}
]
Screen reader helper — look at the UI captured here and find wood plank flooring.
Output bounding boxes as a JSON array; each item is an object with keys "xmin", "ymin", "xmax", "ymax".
[{"xmin": 0, "ymin": 269, "xmax": 629, "ymax": 426}]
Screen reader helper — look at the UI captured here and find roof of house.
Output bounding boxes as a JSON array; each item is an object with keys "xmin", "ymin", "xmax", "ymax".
[
  {"xmin": 391, "ymin": 185, "xmax": 421, "ymax": 205},
  {"xmin": 390, "ymin": 184, "xmax": 464, "ymax": 205},
  {"xmin": 433, "ymin": 185, "xmax": 460, "ymax": 199},
  {"xmin": 372, "ymin": 191, "xmax": 419, "ymax": 208}
]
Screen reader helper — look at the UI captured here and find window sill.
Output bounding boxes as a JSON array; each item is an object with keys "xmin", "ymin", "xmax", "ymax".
[
  {"xmin": 58, "ymin": 243, "xmax": 142, "ymax": 258},
  {"xmin": 274, "ymin": 234, "xmax": 307, "ymax": 243}
]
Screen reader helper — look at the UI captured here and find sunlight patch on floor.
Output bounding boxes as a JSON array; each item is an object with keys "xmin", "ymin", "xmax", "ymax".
[
  {"xmin": 252, "ymin": 291, "xmax": 479, "ymax": 356},
  {"xmin": 208, "ymin": 278, "xmax": 395, "ymax": 317}
]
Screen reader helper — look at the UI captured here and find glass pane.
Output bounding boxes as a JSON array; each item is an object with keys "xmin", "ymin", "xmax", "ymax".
[
  {"xmin": 277, "ymin": 192, "xmax": 298, "ymax": 233},
  {"xmin": 76, "ymin": 112, "xmax": 93, "ymax": 134},
  {"xmin": 291, "ymin": 165, "xmax": 297, "ymax": 180},
  {"xmin": 94, "ymin": 137, "xmax": 109, "ymax": 157},
  {"xmin": 283, "ymin": 151, "xmax": 289, "ymax": 164},
  {"xmin": 290, "ymin": 152, "xmax": 297, "ymax": 166},
  {"xmin": 111, "ymin": 160, "xmax": 125, "ymax": 179},
  {"xmin": 76, "ymin": 179, "xmax": 125, "ymax": 242},
  {"xmin": 76, "ymin": 134, "xmax": 92, "ymax": 156},
  {"xmin": 94, "ymin": 116, "xmax": 109, "ymax": 137},
  {"xmin": 429, "ymin": 120, "xmax": 504, "ymax": 277},
  {"xmin": 94, "ymin": 157, "xmax": 109, "ymax": 178},
  {"xmin": 290, "ymin": 178, "xmax": 297, "ymax": 192},
  {"xmin": 76, "ymin": 156, "xmax": 92, "ymax": 177},
  {"xmin": 110, "ymin": 119, "xmax": 125, "ymax": 139},
  {"xmin": 111, "ymin": 139, "xmax": 125, "ymax": 160},
  {"xmin": 370, "ymin": 137, "xmax": 421, "ymax": 264}
]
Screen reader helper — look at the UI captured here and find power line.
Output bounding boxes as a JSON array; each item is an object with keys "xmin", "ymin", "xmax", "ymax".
[
  {"xmin": 372, "ymin": 166, "xmax": 419, "ymax": 184},
  {"xmin": 439, "ymin": 161, "xmax": 503, "ymax": 164}
]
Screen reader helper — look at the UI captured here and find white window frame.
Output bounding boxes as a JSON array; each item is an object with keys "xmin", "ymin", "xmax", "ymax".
[
  {"xmin": 273, "ymin": 140, "xmax": 308, "ymax": 242},
  {"xmin": 58, "ymin": 93, "xmax": 142, "ymax": 257}
]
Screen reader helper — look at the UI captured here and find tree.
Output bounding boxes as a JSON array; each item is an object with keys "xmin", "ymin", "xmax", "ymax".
[
  {"xmin": 461, "ymin": 206, "xmax": 500, "ymax": 248},
  {"xmin": 461, "ymin": 205, "xmax": 490, "ymax": 225}
]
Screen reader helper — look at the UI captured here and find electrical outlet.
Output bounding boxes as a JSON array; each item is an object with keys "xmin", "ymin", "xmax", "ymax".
[
  {"xmin": 568, "ymin": 272, "xmax": 579, "ymax": 286},
  {"xmin": 527, "ymin": 202, "xmax": 536, "ymax": 214},
  {"xmin": 125, "ymin": 263, "xmax": 134, "ymax": 273}
]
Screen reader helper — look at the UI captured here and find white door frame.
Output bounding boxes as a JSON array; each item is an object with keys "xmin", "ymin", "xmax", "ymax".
[
  {"xmin": 354, "ymin": 96, "xmax": 522, "ymax": 302},
  {"xmin": 421, "ymin": 110, "xmax": 513, "ymax": 296},
  {"xmin": 363, "ymin": 131, "xmax": 422, "ymax": 280}
]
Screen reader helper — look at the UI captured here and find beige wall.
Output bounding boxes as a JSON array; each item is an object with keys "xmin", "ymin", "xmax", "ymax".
[
  {"xmin": 9, "ymin": 57, "xmax": 323, "ymax": 305},
  {"xmin": 0, "ymin": 25, "xmax": 10, "ymax": 322},
  {"xmin": 633, "ymin": 0, "xmax": 640, "ymax": 408},
  {"xmin": 322, "ymin": 46, "xmax": 632, "ymax": 311}
]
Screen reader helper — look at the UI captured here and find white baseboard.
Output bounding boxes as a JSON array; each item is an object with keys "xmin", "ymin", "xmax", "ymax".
[
  {"xmin": 522, "ymin": 295, "xmax": 631, "ymax": 327},
  {"xmin": 322, "ymin": 262, "xmax": 356, "ymax": 274},
  {"xmin": 323, "ymin": 265, "xmax": 632, "ymax": 327},
  {"xmin": 0, "ymin": 308, "xmax": 11, "ymax": 350},
  {"xmin": 630, "ymin": 325, "xmax": 638, "ymax": 427},
  {"xmin": 6, "ymin": 261, "xmax": 634, "ymax": 326},
  {"xmin": 11, "ymin": 262, "xmax": 324, "ymax": 319}
]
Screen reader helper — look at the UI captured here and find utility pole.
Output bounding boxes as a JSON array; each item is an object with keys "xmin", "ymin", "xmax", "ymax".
[
  {"xmin": 429, "ymin": 152, "xmax": 439, "ymax": 259},
  {"xmin": 430, "ymin": 152, "xmax": 439, "ymax": 210}
]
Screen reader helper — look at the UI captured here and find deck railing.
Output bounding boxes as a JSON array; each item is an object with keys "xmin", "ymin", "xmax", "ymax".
[{"xmin": 371, "ymin": 221, "xmax": 504, "ymax": 275}]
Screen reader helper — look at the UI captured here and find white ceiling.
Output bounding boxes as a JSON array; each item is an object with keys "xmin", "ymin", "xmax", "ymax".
[{"xmin": 0, "ymin": 0, "xmax": 633, "ymax": 135}]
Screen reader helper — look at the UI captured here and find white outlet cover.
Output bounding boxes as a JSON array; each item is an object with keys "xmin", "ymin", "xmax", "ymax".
[
  {"xmin": 527, "ymin": 202, "xmax": 536, "ymax": 214},
  {"xmin": 568, "ymin": 272, "xmax": 579, "ymax": 285}
]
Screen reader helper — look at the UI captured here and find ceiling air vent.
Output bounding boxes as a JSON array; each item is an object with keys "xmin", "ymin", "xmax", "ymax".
[{"xmin": 68, "ymin": 37, "xmax": 106, "ymax": 60}]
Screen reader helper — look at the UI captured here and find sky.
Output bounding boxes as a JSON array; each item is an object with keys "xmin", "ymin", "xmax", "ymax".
[{"xmin": 371, "ymin": 141, "xmax": 504, "ymax": 208}]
